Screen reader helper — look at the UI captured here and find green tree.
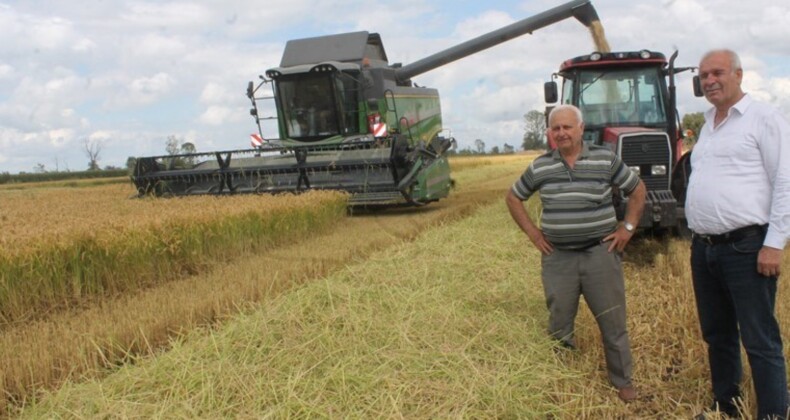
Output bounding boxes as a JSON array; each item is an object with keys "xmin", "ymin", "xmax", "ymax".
[
  {"xmin": 180, "ymin": 142, "xmax": 197, "ymax": 166},
  {"xmin": 682, "ymin": 112, "xmax": 705, "ymax": 148},
  {"xmin": 164, "ymin": 135, "xmax": 197, "ymax": 168},
  {"xmin": 522, "ymin": 110, "xmax": 546, "ymax": 150},
  {"xmin": 180, "ymin": 142, "xmax": 196, "ymax": 154}
]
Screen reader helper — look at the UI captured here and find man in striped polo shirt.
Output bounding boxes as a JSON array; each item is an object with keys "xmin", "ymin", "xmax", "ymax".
[{"xmin": 505, "ymin": 104, "xmax": 646, "ymax": 402}]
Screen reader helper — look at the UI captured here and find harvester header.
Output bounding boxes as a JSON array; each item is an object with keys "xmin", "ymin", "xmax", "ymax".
[{"xmin": 131, "ymin": 0, "xmax": 599, "ymax": 206}]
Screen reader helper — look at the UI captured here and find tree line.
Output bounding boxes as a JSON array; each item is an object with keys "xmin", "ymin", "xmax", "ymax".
[{"xmin": 1, "ymin": 135, "xmax": 197, "ymax": 185}]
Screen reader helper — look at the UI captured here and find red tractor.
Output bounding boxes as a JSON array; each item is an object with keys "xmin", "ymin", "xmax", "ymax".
[{"xmin": 544, "ymin": 50, "xmax": 697, "ymax": 234}]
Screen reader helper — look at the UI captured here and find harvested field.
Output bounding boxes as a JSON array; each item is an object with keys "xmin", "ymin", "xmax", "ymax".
[
  {"xmin": 1, "ymin": 154, "xmax": 535, "ymax": 414},
  {"xmin": 3, "ymin": 153, "xmax": 789, "ymax": 419}
]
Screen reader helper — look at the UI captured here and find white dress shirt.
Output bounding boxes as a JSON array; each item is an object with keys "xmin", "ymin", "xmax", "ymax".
[{"xmin": 685, "ymin": 94, "xmax": 790, "ymax": 249}]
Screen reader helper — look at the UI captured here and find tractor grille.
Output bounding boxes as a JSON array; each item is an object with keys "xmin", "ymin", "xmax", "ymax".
[{"xmin": 619, "ymin": 133, "xmax": 671, "ymax": 191}]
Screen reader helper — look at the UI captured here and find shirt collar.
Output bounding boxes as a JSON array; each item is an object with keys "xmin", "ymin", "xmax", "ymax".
[
  {"xmin": 552, "ymin": 141, "xmax": 589, "ymax": 161},
  {"xmin": 704, "ymin": 93, "xmax": 752, "ymax": 121}
]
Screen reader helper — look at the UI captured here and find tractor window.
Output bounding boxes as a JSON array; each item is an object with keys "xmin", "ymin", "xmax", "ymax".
[
  {"xmin": 562, "ymin": 80, "xmax": 574, "ymax": 105},
  {"xmin": 278, "ymin": 73, "xmax": 340, "ymax": 141},
  {"xmin": 571, "ymin": 68, "xmax": 667, "ymax": 127}
]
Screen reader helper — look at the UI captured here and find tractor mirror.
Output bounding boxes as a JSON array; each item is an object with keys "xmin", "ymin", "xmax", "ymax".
[
  {"xmin": 250, "ymin": 108, "xmax": 257, "ymax": 116},
  {"xmin": 692, "ymin": 76, "xmax": 703, "ymax": 97},
  {"xmin": 246, "ymin": 81, "xmax": 254, "ymax": 99},
  {"xmin": 544, "ymin": 81, "xmax": 558, "ymax": 103}
]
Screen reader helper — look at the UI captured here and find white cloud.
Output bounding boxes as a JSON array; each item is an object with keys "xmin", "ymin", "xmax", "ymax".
[
  {"xmin": 199, "ymin": 82, "xmax": 235, "ymax": 105},
  {"xmin": 120, "ymin": 2, "xmax": 213, "ymax": 28},
  {"xmin": 72, "ymin": 37, "xmax": 97, "ymax": 52},
  {"xmin": 89, "ymin": 130, "xmax": 115, "ymax": 142},
  {"xmin": 0, "ymin": 64, "xmax": 14, "ymax": 79},
  {"xmin": 0, "ymin": 0, "xmax": 788, "ymax": 172},
  {"xmin": 126, "ymin": 72, "xmax": 176, "ymax": 105},
  {"xmin": 200, "ymin": 105, "xmax": 236, "ymax": 126},
  {"xmin": 129, "ymin": 33, "xmax": 186, "ymax": 57},
  {"xmin": 47, "ymin": 128, "xmax": 75, "ymax": 147}
]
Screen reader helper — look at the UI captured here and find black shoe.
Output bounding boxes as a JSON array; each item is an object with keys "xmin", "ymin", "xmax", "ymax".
[
  {"xmin": 551, "ymin": 339, "xmax": 576, "ymax": 350},
  {"xmin": 693, "ymin": 402, "xmax": 739, "ymax": 419}
]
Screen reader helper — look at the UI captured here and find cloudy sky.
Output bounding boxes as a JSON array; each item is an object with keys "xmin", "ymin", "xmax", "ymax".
[{"xmin": 1, "ymin": 0, "xmax": 789, "ymax": 173}]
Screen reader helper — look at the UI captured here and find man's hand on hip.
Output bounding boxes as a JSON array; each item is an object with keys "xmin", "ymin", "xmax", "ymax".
[
  {"xmin": 604, "ymin": 227, "xmax": 634, "ymax": 253},
  {"xmin": 758, "ymin": 246, "xmax": 784, "ymax": 277},
  {"xmin": 528, "ymin": 230, "xmax": 554, "ymax": 256}
]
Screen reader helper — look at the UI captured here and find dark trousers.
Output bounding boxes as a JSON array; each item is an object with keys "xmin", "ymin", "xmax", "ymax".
[{"xmin": 691, "ymin": 233, "xmax": 788, "ymax": 419}]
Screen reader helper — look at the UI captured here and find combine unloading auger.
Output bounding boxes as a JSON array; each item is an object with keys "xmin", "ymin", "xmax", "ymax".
[{"xmin": 131, "ymin": 0, "xmax": 600, "ymax": 206}]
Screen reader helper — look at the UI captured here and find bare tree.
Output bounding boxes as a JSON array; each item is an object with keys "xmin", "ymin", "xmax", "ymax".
[
  {"xmin": 474, "ymin": 138, "xmax": 485, "ymax": 154},
  {"xmin": 84, "ymin": 138, "xmax": 102, "ymax": 171},
  {"xmin": 165, "ymin": 135, "xmax": 182, "ymax": 156}
]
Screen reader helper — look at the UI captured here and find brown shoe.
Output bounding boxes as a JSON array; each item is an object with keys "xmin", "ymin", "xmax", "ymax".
[{"xmin": 618, "ymin": 386, "xmax": 637, "ymax": 403}]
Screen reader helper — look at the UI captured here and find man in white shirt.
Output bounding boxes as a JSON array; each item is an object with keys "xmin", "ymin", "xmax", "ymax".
[{"xmin": 686, "ymin": 49, "xmax": 790, "ymax": 419}]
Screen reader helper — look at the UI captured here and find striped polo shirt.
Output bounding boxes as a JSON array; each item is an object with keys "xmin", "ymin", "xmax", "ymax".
[{"xmin": 511, "ymin": 143, "xmax": 640, "ymax": 250}]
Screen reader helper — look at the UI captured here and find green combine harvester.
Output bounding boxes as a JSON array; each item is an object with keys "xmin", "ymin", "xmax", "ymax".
[{"xmin": 131, "ymin": 0, "xmax": 600, "ymax": 206}]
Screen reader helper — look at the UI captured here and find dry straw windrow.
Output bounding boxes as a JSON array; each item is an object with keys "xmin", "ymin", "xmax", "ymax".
[{"xmin": 0, "ymin": 184, "xmax": 348, "ymax": 325}]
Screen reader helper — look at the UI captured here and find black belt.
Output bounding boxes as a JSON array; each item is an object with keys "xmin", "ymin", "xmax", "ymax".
[{"xmin": 693, "ymin": 224, "xmax": 767, "ymax": 246}]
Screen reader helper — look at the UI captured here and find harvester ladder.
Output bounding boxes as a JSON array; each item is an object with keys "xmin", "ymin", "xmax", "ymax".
[{"xmin": 249, "ymin": 77, "xmax": 278, "ymax": 141}]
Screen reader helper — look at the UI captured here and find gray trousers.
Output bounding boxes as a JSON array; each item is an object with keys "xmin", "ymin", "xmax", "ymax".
[{"xmin": 541, "ymin": 242, "xmax": 633, "ymax": 388}]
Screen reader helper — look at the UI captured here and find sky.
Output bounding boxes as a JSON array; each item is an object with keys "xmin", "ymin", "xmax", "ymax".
[{"xmin": 1, "ymin": 0, "xmax": 789, "ymax": 174}]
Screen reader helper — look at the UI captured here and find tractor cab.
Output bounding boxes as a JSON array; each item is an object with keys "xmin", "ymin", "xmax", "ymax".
[
  {"xmin": 546, "ymin": 51, "xmax": 672, "ymax": 149},
  {"xmin": 567, "ymin": 65, "xmax": 668, "ymax": 144}
]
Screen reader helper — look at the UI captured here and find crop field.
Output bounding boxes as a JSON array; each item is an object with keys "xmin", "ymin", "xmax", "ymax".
[{"xmin": 2, "ymin": 153, "xmax": 789, "ymax": 418}]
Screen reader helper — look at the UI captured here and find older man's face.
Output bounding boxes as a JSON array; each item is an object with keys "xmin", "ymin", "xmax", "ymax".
[
  {"xmin": 699, "ymin": 52, "xmax": 743, "ymax": 109},
  {"xmin": 549, "ymin": 109, "xmax": 584, "ymax": 153}
]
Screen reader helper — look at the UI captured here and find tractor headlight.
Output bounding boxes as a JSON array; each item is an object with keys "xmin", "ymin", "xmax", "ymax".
[
  {"xmin": 639, "ymin": 50, "xmax": 652, "ymax": 59},
  {"xmin": 630, "ymin": 166, "xmax": 641, "ymax": 176},
  {"xmin": 651, "ymin": 165, "xmax": 667, "ymax": 176}
]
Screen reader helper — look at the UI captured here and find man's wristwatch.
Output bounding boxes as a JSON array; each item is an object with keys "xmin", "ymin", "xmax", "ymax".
[{"xmin": 623, "ymin": 222, "xmax": 635, "ymax": 233}]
